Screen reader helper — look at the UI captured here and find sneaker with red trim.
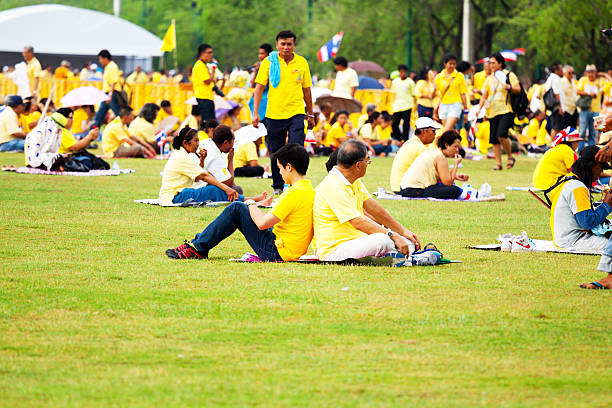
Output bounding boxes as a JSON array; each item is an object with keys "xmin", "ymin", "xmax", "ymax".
[
  {"xmin": 511, "ymin": 231, "xmax": 536, "ymax": 253},
  {"xmin": 166, "ymin": 241, "xmax": 205, "ymax": 259}
]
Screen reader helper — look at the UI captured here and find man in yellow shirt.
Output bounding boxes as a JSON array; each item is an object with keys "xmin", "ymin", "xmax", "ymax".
[
  {"xmin": 577, "ymin": 64, "xmax": 611, "ymax": 149},
  {"xmin": 0, "ymin": 96, "xmax": 27, "ymax": 151},
  {"xmin": 389, "ymin": 117, "xmax": 439, "ymax": 192},
  {"xmin": 93, "ymin": 49, "xmax": 123, "ymax": 128},
  {"xmin": 234, "ymin": 140, "xmax": 267, "ymax": 177},
  {"xmin": 22, "ymin": 46, "xmax": 41, "ymax": 98},
  {"xmin": 166, "ymin": 144, "xmax": 315, "ymax": 262},
  {"xmin": 102, "ymin": 108, "xmax": 155, "ymax": 158},
  {"xmin": 192, "ymin": 43, "xmax": 216, "ymax": 121},
  {"xmin": 252, "ymin": 30, "xmax": 315, "ymax": 194},
  {"xmin": 126, "ymin": 66, "xmax": 149, "ymax": 85},
  {"xmin": 313, "ymin": 140, "xmax": 420, "ymax": 262}
]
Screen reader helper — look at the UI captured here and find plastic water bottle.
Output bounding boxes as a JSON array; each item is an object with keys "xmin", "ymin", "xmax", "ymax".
[
  {"xmin": 162, "ymin": 141, "xmax": 170, "ymax": 156},
  {"xmin": 479, "ymin": 182, "xmax": 492, "ymax": 198},
  {"xmin": 283, "ymin": 183, "xmax": 289, "ymax": 193},
  {"xmin": 112, "ymin": 161, "xmax": 119, "ymax": 170}
]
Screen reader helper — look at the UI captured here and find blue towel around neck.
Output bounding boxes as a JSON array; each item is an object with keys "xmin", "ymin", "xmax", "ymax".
[{"xmin": 268, "ymin": 51, "xmax": 281, "ymax": 88}]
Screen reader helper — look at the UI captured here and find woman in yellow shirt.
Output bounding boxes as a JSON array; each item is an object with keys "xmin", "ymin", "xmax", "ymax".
[
  {"xmin": 366, "ymin": 111, "xmax": 395, "ymax": 156},
  {"xmin": 323, "ymin": 111, "xmax": 352, "ymax": 148},
  {"xmin": 434, "ymin": 54, "xmax": 468, "ymax": 132},
  {"xmin": 415, "ymin": 70, "xmax": 438, "ymax": 118},
  {"xmin": 477, "ymin": 53, "xmax": 521, "ymax": 171}
]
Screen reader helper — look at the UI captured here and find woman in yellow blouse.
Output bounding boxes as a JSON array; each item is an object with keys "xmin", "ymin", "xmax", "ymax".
[
  {"xmin": 434, "ymin": 54, "xmax": 469, "ymax": 132},
  {"xmin": 415, "ymin": 69, "xmax": 438, "ymax": 118}
]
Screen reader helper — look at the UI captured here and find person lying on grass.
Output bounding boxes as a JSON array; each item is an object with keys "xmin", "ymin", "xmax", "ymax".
[
  {"xmin": 159, "ymin": 127, "xmax": 266, "ymax": 206},
  {"xmin": 166, "ymin": 143, "xmax": 315, "ymax": 261}
]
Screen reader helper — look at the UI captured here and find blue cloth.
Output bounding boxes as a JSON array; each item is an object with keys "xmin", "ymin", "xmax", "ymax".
[
  {"xmin": 373, "ymin": 144, "xmax": 393, "ymax": 156},
  {"xmin": 578, "ymin": 109, "xmax": 597, "ymax": 150},
  {"xmin": 248, "ymin": 89, "xmax": 268, "ymax": 120},
  {"xmin": 599, "ymin": 177, "xmax": 611, "ymax": 185},
  {"xmin": 575, "ymin": 202, "xmax": 611, "ymax": 230},
  {"xmin": 0, "ymin": 139, "xmax": 25, "ymax": 151},
  {"xmin": 191, "ymin": 201, "xmax": 283, "ymax": 261},
  {"xmin": 172, "ymin": 185, "xmax": 244, "ymax": 204},
  {"xmin": 268, "ymin": 52, "xmax": 281, "ymax": 88}
]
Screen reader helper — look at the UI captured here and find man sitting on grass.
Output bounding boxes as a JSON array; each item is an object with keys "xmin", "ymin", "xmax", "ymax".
[{"xmin": 166, "ymin": 143, "xmax": 315, "ymax": 261}]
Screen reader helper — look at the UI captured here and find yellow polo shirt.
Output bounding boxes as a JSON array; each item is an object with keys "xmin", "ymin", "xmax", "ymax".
[
  {"xmin": 271, "ymin": 179, "xmax": 316, "ymax": 261},
  {"xmin": 390, "ymin": 137, "xmax": 428, "ymax": 192},
  {"xmin": 0, "ymin": 107, "xmax": 22, "ymax": 144},
  {"xmin": 313, "ymin": 168, "xmax": 372, "ymax": 260},
  {"xmin": 324, "ymin": 122, "xmax": 348, "ymax": 147},
  {"xmin": 483, "ymin": 70, "xmax": 519, "ymax": 118},
  {"xmin": 532, "ymin": 144, "xmax": 576, "ymax": 190},
  {"xmin": 71, "ymin": 108, "xmax": 88, "ymax": 134},
  {"xmin": 102, "ymin": 61, "xmax": 121, "ymax": 93},
  {"xmin": 58, "ymin": 129, "xmax": 78, "ymax": 154},
  {"xmin": 414, "ymin": 80, "xmax": 436, "ymax": 108},
  {"xmin": 233, "ymin": 142, "xmax": 258, "ymax": 168},
  {"xmin": 255, "ymin": 53, "xmax": 312, "ymax": 120},
  {"xmin": 371, "ymin": 125, "xmax": 391, "ymax": 141},
  {"xmin": 129, "ymin": 116, "xmax": 156, "ymax": 143},
  {"xmin": 434, "ymin": 70, "xmax": 468, "ymax": 104},
  {"xmin": 102, "ymin": 117, "xmax": 130, "ymax": 156},
  {"xmin": 20, "ymin": 111, "xmax": 40, "ymax": 132},
  {"xmin": 26, "ymin": 57, "xmax": 42, "ymax": 85},
  {"xmin": 192, "ymin": 60, "xmax": 213, "ymax": 100}
]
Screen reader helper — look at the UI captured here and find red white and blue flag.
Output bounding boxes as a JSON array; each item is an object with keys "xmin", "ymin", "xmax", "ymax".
[
  {"xmin": 477, "ymin": 48, "xmax": 526, "ymax": 64},
  {"xmin": 317, "ymin": 31, "xmax": 344, "ymax": 62}
]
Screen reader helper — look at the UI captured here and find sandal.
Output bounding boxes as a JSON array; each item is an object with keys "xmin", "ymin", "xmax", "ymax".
[
  {"xmin": 492, "ymin": 164, "xmax": 503, "ymax": 171},
  {"xmin": 506, "ymin": 158, "xmax": 516, "ymax": 169},
  {"xmin": 580, "ymin": 281, "xmax": 609, "ymax": 290}
]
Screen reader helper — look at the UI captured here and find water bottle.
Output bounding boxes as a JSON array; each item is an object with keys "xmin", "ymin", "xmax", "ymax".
[
  {"xmin": 112, "ymin": 161, "xmax": 119, "ymax": 170},
  {"xmin": 479, "ymin": 182, "xmax": 492, "ymax": 198},
  {"xmin": 162, "ymin": 141, "xmax": 170, "ymax": 156}
]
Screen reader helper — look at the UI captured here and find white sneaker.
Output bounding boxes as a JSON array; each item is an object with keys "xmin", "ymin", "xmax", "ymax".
[
  {"xmin": 497, "ymin": 233, "xmax": 514, "ymax": 252},
  {"xmin": 511, "ymin": 231, "xmax": 536, "ymax": 253}
]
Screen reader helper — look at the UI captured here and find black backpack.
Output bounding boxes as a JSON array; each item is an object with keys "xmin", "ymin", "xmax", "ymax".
[{"xmin": 506, "ymin": 73, "xmax": 528, "ymax": 118}]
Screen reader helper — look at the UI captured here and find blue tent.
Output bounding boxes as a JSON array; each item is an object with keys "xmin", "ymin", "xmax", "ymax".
[{"xmin": 357, "ymin": 75, "xmax": 384, "ymax": 90}]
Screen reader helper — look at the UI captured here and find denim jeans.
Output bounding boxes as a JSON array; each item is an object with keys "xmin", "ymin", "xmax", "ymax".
[
  {"xmin": 93, "ymin": 91, "xmax": 121, "ymax": 128},
  {"xmin": 0, "ymin": 139, "xmax": 25, "ymax": 151},
  {"xmin": 578, "ymin": 109, "xmax": 597, "ymax": 149},
  {"xmin": 173, "ymin": 185, "xmax": 244, "ymax": 204},
  {"xmin": 264, "ymin": 115, "xmax": 305, "ymax": 190},
  {"xmin": 597, "ymin": 236, "xmax": 612, "ymax": 273},
  {"xmin": 191, "ymin": 201, "xmax": 283, "ymax": 261}
]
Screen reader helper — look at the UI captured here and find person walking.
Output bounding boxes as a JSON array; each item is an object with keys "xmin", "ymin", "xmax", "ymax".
[
  {"xmin": 248, "ymin": 43, "xmax": 272, "ymax": 121},
  {"xmin": 561, "ymin": 65, "xmax": 578, "ymax": 129},
  {"xmin": 577, "ymin": 64, "xmax": 610, "ymax": 149},
  {"xmin": 192, "ymin": 44, "xmax": 216, "ymax": 122},
  {"xmin": 545, "ymin": 63, "xmax": 566, "ymax": 140},
  {"xmin": 252, "ymin": 30, "xmax": 315, "ymax": 194},
  {"xmin": 434, "ymin": 54, "xmax": 469, "ymax": 132},
  {"xmin": 22, "ymin": 46, "xmax": 41, "ymax": 99},
  {"xmin": 390, "ymin": 64, "xmax": 415, "ymax": 142},
  {"xmin": 92, "ymin": 50, "xmax": 122, "ymax": 128}
]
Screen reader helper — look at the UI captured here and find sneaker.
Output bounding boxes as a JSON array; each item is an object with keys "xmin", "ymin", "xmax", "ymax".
[
  {"xmin": 410, "ymin": 249, "xmax": 442, "ymax": 266},
  {"xmin": 166, "ymin": 241, "xmax": 205, "ymax": 259},
  {"xmin": 511, "ymin": 231, "xmax": 536, "ymax": 253},
  {"xmin": 390, "ymin": 251, "xmax": 409, "ymax": 267},
  {"xmin": 497, "ymin": 233, "xmax": 514, "ymax": 252}
]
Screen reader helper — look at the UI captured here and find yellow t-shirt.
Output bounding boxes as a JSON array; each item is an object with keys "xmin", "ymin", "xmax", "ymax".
[
  {"xmin": 576, "ymin": 77, "xmax": 609, "ymax": 113},
  {"xmin": 152, "ymin": 72, "xmax": 162, "ymax": 83},
  {"xmin": 54, "ymin": 66, "xmax": 69, "ymax": 79},
  {"xmin": 26, "ymin": 57, "xmax": 42, "ymax": 83},
  {"xmin": 535, "ymin": 119, "xmax": 549, "ymax": 146},
  {"xmin": 0, "ymin": 107, "xmax": 22, "ymax": 144},
  {"xmin": 102, "ymin": 117, "xmax": 130, "ymax": 156},
  {"xmin": 313, "ymin": 168, "xmax": 372, "ymax": 260},
  {"xmin": 233, "ymin": 142, "xmax": 258, "ymax": 168},
  {"xmin": 255, "ymin": 53, "xmax": 312, "ymax": 120},
  {"xmin": 475, "ymin": 120, "xmax": 490, "ymax": 154},
  {"xmin": 391, "ymin": 77, "xmax": 416, "ymax": 112},
  {"xmin": 390, "ymin": 137, "xmax": 428, "ymax": 192},
  {"xmin": 472, "ymin": 71, "xmax": 488, "ymax": 101},
  {"xmin": 159, "ymin": 147, "xmax": 204, "ymax": 206},
  {"xmin": 371, "ymin": 125, "xmax": 391, "ymax": 141},
  {"xmin": 400, "ymin": 148, "xmax": 443, "ymax": 189},
  {"xmin": 483, "ymin": 70, "xmax": 519, "ymax": 118},
  {"xmin": 156, "ymin": 109, "xmax": 179, "ymax": 131},
  {"xmin": 20, "ymin": 111, "xmax": 40, "ymax": 132},
  {"xmin": 532, "ymin": 144, "xmax": 576, "ymax": 190},
  {"xmin": 58, "ymin": 129, "xmax": 78, "ymax": 154},
  {"xmin": 71, "ymin": 108, "xmax": 88, "ymax": 134},
  {"xmin": 102, "ymin": 61, "xmax": 121, "ymax": 93},
  {"xmin": 127, "ymin": 71, "xmax": 149, "ymax": 84},
  {"xmin": 434, "ymin": 70, "xmax": 468, "ymax": 105},
  {"xmin": 271, "ymin": 179, "xmax": 316, "ymax": 261},
  {"xmin": 414, "ymin": 79, "xmax": 437, "ymax": 108},
  {"xmin": 324, "ymin": 122, "xmax": 348, "ymax": 147},
  {"xmin": 129, "ymin": 116, "xmax": 156, "ymax": 143},
  {"xmin": 192, "ymin": 59, "xmax": 213, "ymax": 100}
]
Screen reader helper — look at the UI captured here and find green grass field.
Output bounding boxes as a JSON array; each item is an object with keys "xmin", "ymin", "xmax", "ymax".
[{"xmin": 0, "ymin": 151, "xmax": 610, "ymax": 407}]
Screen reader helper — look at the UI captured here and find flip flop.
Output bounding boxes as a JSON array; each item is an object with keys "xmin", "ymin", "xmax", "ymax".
[
  {"xmin": 492, "ymin": 164, "xmax": 503, "ymax": 171},
  {"xmin": 580, "ymin": 281, "xmax": 609, "ymax": 289},
  {"xmin": 506, "ymin": 158, "xmax": 516, "ymax": 169}
]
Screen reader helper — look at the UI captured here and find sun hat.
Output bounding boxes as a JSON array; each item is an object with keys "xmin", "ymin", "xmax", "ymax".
[
  {"xmin": 551, "ymin": 126, "xmax": 582, "ymax": 147},
  {"xmin": 585, "ymin": 64, "xmax": 597, "ymax": 72},
  {"xmin": 50, "ymin": 112, "xmax": 68, "ymax": 128},
  {"xmin": 415, "ymin": 116, "xmax": 442, "ymax": 130}
]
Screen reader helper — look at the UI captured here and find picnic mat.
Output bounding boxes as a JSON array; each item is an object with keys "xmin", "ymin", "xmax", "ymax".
[
  {"xmin": 468, "ymin": 240, "xmax": 602, "ymax": 255},
  {"xmin": 14, "ymin": 167, "xmax": 135, "ymax": 176},
  {"xmin": 506, "ymin": 186, "xmax": 541, "ymax": 191},
  {"xmin": 230, "ymin": 252, "xmax": 462, "ymax": 265},
  {"xmin": 375, "ymin": 189, "xmax": 505, "ymax": 202},
  {"xmin": 134, "ymin": 199, "xmax": 273, "ymax": 208}
]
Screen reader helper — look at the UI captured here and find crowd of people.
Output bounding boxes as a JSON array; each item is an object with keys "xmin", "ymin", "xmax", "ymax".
[{"xmin": 2, "ymin": 32, "xmax": 612, "ymax": 287}]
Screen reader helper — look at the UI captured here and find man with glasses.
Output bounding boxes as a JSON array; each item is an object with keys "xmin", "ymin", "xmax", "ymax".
[
  {"xmin": 313, "ymin": 139, "xmax": 421, "ymax": 262},
  {"xmin": 193, "ymin": 44, "xmax": 217, "ymax": 121},
  {"xmin": 561, "ymin": 65, "xmax": 578, "ymax": 129},
  {"xmin": 389, "ymin": 117, "xmax": 441, "ymax": 193}
]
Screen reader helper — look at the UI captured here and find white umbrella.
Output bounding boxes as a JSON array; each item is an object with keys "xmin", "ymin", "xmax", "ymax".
[
  {"xmin": 185, "ymin": 95, "xmax": 233, "ymax": 110},
  {"xmin": 233, "ymin": 124, "xmax": 267, "ymax": 147},
  {"xmin": 60, "ymin": 86, "xmax": 110, "ymax": 107},
  {"xmin": 310, "ymin": 86, "xmax": 332, "ymax": 102}
]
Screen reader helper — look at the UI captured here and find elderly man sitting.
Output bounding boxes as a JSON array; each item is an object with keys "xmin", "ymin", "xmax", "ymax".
[{"xmin": 313, "ymin": 139, "xmax": 432, "ymax": 265}]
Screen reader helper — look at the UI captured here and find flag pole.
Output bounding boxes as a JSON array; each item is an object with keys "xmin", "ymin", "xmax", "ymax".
[{"xmin": 172, "ymin": 19, "xmax": 178, "ymax": 71}]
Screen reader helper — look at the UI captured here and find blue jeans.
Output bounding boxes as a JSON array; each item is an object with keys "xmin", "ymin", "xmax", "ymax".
[
  {"xmin": 172, "ymin": 185, "xmax": 245, "ymax": 204},
  {"xmin": 598, "ymin": 236, "xmax": 612, "ymax": 273},
  {"xmin": 93, "ymin": 91, "xmax": 121, "ymax": 128},
  {"xmin": 0, "ymin": 139, "xmax": 25, "ymax": 151},
  {"xmin": 191, "ymin": 201, "xmax": 283, "ymax": 261},
  {"xmin": 578, "ymin": 109, "xmax": 597, "ymax": 149},
  {"xmin": 264, "ymin": 114, "xmax": 305, "ymax": 190},
  {"xmin": 373, "ymin": 144, "xmax": 393, "ymax": 155},
  {"xmin": 417, "ymin": 104, "xmax": 434, "ymax": 118}
]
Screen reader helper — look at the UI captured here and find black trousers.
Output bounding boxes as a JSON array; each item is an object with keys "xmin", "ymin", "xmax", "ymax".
[
  {"xmin": 264, "ymin": 115, "xmax": 305, "ymax": 190},
  {"xmin": 234, "ymin": 165, "xmax": 264, "ymax": 178},
  {"xmin": 392, "ymin": 109, "xmax": 412, "ymax": 141},
  {"xmin": 399, "ymin": 184, "xmax": 462, "ymax": 199}
]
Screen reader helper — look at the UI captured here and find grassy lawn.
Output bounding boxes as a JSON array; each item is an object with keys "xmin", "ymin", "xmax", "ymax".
[{"xmin": 0, "ymin": 150, "xmax": 610, "ymax": 407}]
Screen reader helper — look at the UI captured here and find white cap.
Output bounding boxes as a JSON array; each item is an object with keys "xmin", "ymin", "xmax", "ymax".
[{"xmin": 415, "ymin": 116, "xmax": 442, "ymax": 130}]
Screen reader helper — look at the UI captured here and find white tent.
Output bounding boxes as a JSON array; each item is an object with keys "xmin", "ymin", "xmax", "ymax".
[{"xmin": 0, "ymin": 4, "xmax": 163, "ymax": 71}]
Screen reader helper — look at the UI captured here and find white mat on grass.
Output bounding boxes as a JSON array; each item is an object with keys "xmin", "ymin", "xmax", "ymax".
[{"xmin": 469, "ymin": 239, "xmax": 602, "ymax": 255}]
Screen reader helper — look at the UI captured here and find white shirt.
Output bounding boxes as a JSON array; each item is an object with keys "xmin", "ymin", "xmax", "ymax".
[
  {"xmin": 391, "ymin": 77, "xmax": 416, "ymax": 112},
  {"xmin": 545, "ymin": 72, "xmax": 566, "ymax": 112},
  {"xmin": 199, "ymin": 138, "xmax": 231, "ymax": 183},
  {"xmin": 332, "ymin": 68, "xmax": 359, "ymax": 99}
]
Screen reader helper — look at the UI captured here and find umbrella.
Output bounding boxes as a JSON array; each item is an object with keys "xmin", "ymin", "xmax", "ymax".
[
  {"xmin": 233, "ymin": 124, "xmax": 267, "ymax": 147},
  {"xmin": 185, "ymin": 95, "xmax": 233, "ymax": 111},
  {"xmin": 310, "ymin": 86, "xmax": 332, "ymax": 102},
  {"xmin": 215, "ymin": 100, "xmax": 240, "ymax": 120},
  {"xmin": 315, "ymin": 95, "xmax": 363, "ymax": 114},
  {"xmin": 357, "ymin": 76, "xmax": 384, "ymax": 90},
  {"xmin": 60, "ymin": 86, "xmax": 110, "ymax": 107},
  {"xmin": 348, "ymin": 60, "xmax": 387, "ymax": 79}
]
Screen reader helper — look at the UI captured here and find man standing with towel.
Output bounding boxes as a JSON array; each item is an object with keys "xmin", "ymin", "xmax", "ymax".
[{"xmin": 252, "ymin": 30, "xmax": 315, "ymax": 194}]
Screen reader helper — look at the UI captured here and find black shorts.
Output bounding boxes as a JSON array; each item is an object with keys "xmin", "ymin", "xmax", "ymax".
[
  {"xmin": 549, "ymin": 111, "xmax": 564, "ymax": 131},
  {"xmin": 563, "ymin": 111, "xmax": 578, "ymax": 129},
  {"xmin": 489, "ymin": 112, "xmax": 515, "ymax": 145}
]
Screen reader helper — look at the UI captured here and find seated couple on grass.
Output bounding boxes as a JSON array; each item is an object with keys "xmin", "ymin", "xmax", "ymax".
[
  {"xmin": 547, "ymin": 145, "xmax": 612, "ymax": 290},
  {"xmin": 159, "ymin": 126, "xmax": 265, "ymax": 206}
]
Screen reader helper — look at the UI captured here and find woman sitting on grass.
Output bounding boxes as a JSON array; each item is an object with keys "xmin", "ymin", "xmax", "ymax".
[
  {"xmin": 398, "ymin": 130, "xmax": 469, "ymax": 199},
  {"xmin": 158, "ymin": 127, "xmax": 266, "ymax": 206},
  {"xmin": 532, "ymin": 127, "xmax": 582, "ymax": 190}
]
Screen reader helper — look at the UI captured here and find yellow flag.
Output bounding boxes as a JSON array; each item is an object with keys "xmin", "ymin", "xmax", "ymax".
[{"xmin": 160, "ymin": 20, "xmax": 175, "ymax": 52}]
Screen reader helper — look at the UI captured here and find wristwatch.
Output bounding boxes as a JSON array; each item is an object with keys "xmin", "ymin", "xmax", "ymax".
[{"xmin": 387, "ymin": 230, "xmax": 393, "ymax": 239}]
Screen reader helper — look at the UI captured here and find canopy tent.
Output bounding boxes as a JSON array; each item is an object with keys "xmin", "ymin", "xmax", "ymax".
[{"xmin": 0, "ymin": 4, "xmax": 163, "ymax": 72}]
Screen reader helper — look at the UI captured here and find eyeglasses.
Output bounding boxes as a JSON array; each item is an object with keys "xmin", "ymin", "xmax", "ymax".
[{"xmin": 359, "ymin": 158, "xmax": 372, "ymax": 165}]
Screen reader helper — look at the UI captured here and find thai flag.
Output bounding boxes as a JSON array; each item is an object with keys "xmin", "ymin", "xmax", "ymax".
[
  {"xmin": 317, "ymin": 31, "xmax": 344, "ymax": 62},
  {"xmin": 500, "ymin": 50, "xmax": 518, "ymax": 61},
  {"xmin": 512, "ymin": 48, "xmax": 526, "ymax": 55}
]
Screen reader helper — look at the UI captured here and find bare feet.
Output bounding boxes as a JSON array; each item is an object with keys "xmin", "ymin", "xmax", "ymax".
[
  {"xmin": 580, "ymin": 273, "xmax": 612, "ymax": 289},
  {"xmin": 251, "ymin": 191, "xmax": 268, "ymax": 202}
]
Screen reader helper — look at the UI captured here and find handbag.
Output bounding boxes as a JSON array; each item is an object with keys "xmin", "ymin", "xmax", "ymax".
[
  {"xmin": 576, "ymin": 95, "xmax": 593, "ymax": 110},
  {"xmin": 543, "ymin": 88, "xmax": 559, "ymax": 111}
]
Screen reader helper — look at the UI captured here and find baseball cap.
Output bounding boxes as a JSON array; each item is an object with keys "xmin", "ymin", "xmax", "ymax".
[
  {"xmin": 578, "ymin": 145, "xmax": 612, "ymax": 169},
  {"xmin": 415, "ymin": 116, "xmax": 442, "ymax": 130}
]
